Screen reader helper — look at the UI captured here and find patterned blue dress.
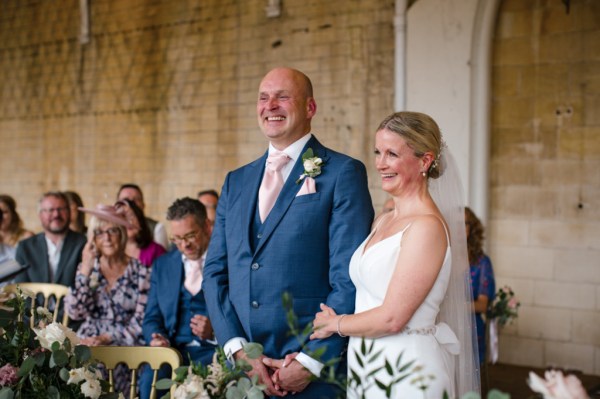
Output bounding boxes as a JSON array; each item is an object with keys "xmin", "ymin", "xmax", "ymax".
[{"xmin": 469, "ymin": 254, "xmax": 495, "ymax": 364}]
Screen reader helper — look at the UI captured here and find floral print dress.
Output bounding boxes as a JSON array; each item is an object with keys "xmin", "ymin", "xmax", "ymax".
[{"xmin": 65, "ymin": 257, "xmax": 151, "ymax": 392}]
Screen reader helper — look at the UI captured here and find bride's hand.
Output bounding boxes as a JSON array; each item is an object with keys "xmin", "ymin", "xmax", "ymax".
[{"xmin": 310, "ymin": 303, "xmax": 337, "ymax": 340}]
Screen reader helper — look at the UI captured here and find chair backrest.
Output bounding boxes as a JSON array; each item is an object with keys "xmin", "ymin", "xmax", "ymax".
[
  {"xmin": 90, "ymin": 346, "xmax": 182, "ymax": 399},
  {"xmin": 4, "ymin": 282, "xmax": 70, "ymax": 327}
]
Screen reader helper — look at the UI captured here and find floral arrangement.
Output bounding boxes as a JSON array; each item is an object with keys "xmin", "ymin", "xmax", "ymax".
[
  {"xmin": 295, "ymin": 148, "xmax": 324, "ymax": 184},
  {"xmin": 0, "ymin": 287, "xmax": 117, "ymax": 399},
  {"xmin": 487, "ymin": 286, "xmax": 520, "ymax": 326},
  {"xmin": 528, "ymin": 370, "xmax": 590, "ymax": 399},
  {"xmin": 155, "ymin": 345, "xmax": 265, "ymax": 399}
]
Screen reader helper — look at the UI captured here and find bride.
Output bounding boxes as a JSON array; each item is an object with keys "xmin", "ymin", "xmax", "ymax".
[{"xmin": 311, "ymin": 111, "xmax": 479, "ymax": 398}]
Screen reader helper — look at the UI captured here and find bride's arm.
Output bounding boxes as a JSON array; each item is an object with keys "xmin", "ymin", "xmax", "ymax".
[{"xmin": 311, "ymin": 216, "xmax": 448, "ymax": 340}]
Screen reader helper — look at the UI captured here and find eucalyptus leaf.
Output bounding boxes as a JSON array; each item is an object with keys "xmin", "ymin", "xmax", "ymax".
[
  {"xmin": 155, "ymin": 378, "xmax": 175, "ymax": 390},
  {"xmin": 226, "ymin": 388, "xmax": 243, "ymax": 399},
  {"xmin": 51, "ymin": 350, "xmax": 69, "ymax": 368},
  {"xmin": 51, "ymin": 341, "xmax": 60, "ymax": 351},
  {"xmin": 243, "ymin": 342, "xmax": 263, "ymax": 359},
  {"xmin": 17, "ymin": 356, "xmax": 35, "ymax": 377},
  {"xmin": 74, "ymin": 345, "xmax": 91, "ymax": 362},
  {"xmin": 33, "ymin": 351, "xmax": 46, "ymax": 367},
  {"xmin": 47, "ymin": 385, "xmax": 60, "ymax": 399},
  {"xmin": 460, "ymin": 392, "xmax": 481, "ymax": 399},
  {"xmin": 63, "ymin": 338, "xmax": 71, "ymax": 354},
  {"xmin": 59, "ymin": 367, "xmax": 70, "ymax": 382},
  {"xmin": 0, "ymin": 387, "xmax": 15, "ymax": 399},
  {"xmin": 236, "ymin": 377, "xmax": 252, "ymax": 391},
  {"xmin": 247, "ymin": 387, "xmax": 264, "ymax": 399},
  {"xmin": 487, "ymin": 389, "xmax": 511, "ymax": 399}
]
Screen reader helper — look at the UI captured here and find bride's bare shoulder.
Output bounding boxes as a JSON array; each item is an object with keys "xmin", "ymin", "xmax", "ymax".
[{"xmin": 405, "ymin": 213, "xmax": 447, "ymax": 239}]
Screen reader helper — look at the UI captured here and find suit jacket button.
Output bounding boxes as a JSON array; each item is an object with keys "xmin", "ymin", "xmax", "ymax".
[
  {"xmin": 251, "ymin": 263, "xmax": 260, "ymax": 271},
  {"xmin": 257, "ymin": 233, "xmax": 263, "ymax": 239},
  {"xmin": 251, "ymin": 301, "xmax": 259, "ymax": 309}
]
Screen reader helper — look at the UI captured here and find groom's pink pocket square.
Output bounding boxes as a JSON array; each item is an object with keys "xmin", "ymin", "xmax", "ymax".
[{"xmin": 296, "ymin": 177, "xmax": 316, "ymax": 196}]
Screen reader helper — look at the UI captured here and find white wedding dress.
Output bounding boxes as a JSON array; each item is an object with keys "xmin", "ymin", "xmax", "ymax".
[{"xmin": 347, "ymin": 224, "xmax": 460, "ymax": 399}]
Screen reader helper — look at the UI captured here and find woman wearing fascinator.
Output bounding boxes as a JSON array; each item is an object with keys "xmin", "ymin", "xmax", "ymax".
[
  {"xmin": 311, "ymin": 112, "xmax": 479, "ymax": 398},
  {"xmin": 64, "ymin": 204, "xmax": 151, "ymax": 393}
]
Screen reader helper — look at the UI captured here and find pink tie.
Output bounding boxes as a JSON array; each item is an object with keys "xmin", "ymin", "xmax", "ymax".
[
  {"xmin": 184, "ymin": 260, "xmax": 202, "ymax": 296},
  {"xmin": 258, "ymin": 151, "xmax": 291, "ymax": 222}
]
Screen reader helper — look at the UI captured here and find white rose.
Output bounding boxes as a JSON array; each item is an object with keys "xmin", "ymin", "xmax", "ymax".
[
  {"xmin": 81, "ymin": 378, "xmax": 102, "ymax": 399},
  {"xmin": 303, "ymin": 158, "xmax": 321, "ymax": 173},
  {"xmin": 174, "ymin": 374, "xmax": 209, "ymax": 399},
  {"xmin": 67, "ymin": 367, "xmax": 87, "ymax": 385},
  {"xmin": 34, "ymin": 322, "xmax": 80, "ymax": 351}
]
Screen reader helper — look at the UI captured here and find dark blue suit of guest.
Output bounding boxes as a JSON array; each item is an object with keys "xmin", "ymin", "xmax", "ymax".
[
  {"xmin": 140, "ymin": 198, "xmax": 215, "ymax": 399},
  {"xmin": 203, "ymin": 68, "xmax": 374, "ymax": 398},
  {"xmin": 143, "ymin": 250, "xmax": 216, "ymax": 364}
]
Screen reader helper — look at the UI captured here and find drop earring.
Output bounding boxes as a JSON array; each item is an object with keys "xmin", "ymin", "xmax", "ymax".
[{"xmin": 422, "ymin": 171, "xmax": 427, "ymax": 177}]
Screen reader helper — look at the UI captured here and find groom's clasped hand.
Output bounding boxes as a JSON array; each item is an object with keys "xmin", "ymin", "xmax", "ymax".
[{"xmin": 262, "ymin": 352, "xmax": 311, "ymax": 395}]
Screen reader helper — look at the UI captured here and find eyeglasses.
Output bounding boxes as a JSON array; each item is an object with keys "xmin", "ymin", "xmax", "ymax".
[
  {"xmin": 40, "ymin": 207, "xmax": 68, "ymax": 214},
  {"xmin": 170, "ymin": 230, "xmax": 200, "ymax": 245},
  {"xmin": 94, "ymin": 227, "xmax": 121, "ymax": 238}
]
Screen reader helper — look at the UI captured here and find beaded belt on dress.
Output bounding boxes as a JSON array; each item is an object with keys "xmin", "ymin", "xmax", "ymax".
[{"xmin": 400, "ymin": 325, "xmax": 437, "ymax": 335}]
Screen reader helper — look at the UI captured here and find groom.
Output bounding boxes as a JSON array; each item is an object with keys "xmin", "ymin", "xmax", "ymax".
[{"xmin": 203, "ymin": 67, "xmax": 374, "ymax": 398}]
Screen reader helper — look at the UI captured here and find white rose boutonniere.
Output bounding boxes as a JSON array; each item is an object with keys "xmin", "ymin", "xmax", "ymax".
[{"xmin": 296, "ymin": 148, "xmax": 324, "ymax": 184}]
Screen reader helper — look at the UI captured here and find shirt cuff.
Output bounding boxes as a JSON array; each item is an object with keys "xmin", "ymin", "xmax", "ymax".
[
  {"xmin": 223, "ymin": 337, "xmax": 248, "ymax": 363},
  {"xmin": 295, "ymin": 352, "xmax": 324, "ymax": 377}
]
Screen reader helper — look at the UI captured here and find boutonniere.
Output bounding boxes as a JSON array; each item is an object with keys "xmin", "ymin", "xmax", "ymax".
[{"xmin": 296, "ymin": 148, "xmax": 324, "ymax": 184}]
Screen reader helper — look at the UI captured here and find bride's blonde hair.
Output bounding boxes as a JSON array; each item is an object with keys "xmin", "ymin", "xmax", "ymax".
[{"xmin": 376, "ymin": 111, "xmax": 444, "ymax": 179}]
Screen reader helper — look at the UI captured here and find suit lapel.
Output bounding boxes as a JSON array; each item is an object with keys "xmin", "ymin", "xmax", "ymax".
[
  {"xmin": 167, "ymin": 251, "xmax": 184, "ymax": 326},
  {"xmin": 242, "ymin": 153, "xmax": 267, "ymax": 255},
  {"xmin": 36, "ymin": 234, "xmax": 51, "ymax": 283},
  {"xmin": 255, "ymin": 136, "xmax": 329, "ymax": 255}
]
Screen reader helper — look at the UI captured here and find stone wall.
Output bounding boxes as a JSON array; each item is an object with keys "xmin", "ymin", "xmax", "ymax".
[
  {"xmin": 490, "ymin": 0, "xmax": 600, "ymax": 374},
  {"xmin": 0, "ymin": 0, "xmax": 394, "ymax": 228}
]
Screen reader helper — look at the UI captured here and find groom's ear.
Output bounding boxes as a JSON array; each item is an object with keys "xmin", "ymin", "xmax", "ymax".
[{"xmin": 306, "ymin": 97, "xmax": 317, "ymax": 118}]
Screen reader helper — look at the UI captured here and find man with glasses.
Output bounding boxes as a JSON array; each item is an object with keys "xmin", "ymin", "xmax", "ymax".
[
  {"xmin": 140, "ymin": 197, "xmax": 216, "ymax": 399},
  {"xmin": 14, "ymin": 191, "xmax": 86, "ymax": 287}
]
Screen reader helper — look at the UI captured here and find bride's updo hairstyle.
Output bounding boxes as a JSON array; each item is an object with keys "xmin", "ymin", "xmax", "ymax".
[{"xmin": 376, "ymin": 111, "xmax": 444, "ymax": 179}]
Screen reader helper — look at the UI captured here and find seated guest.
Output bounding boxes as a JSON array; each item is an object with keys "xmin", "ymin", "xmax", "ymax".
[
  {"xmin": 64, "ymin": 191, "xmax": 87, "ymax": 235},
  {"xmin": 465, "ymin": 206, "xmax": 496, "ymax": 365},
  {"xmin": 64, "ymin": 204, "xmax": 151, "ymax": 394},
  {"xmin": 196, "ymin": 189, "xmax": 219, "ymax": 230},
  {"xmin": 140, "ymin": 197, "xmax": 215, "ymax": 399},
  {"xmin": 0, "ymin": 209, "xmax": 16, "ymax": 266},
  {"xmin": 0, "ymin": 194, "xmax": 34, "ymax": 248},
  {"xmin": 115, "ymin": 199, "xmax": 165, "ymax": 268},
  {"xmin": 14, "ymin": 192, "xmax": 86, "ymax": 287},
  {"xmin": 117, "ymin": 183, "xmax": 169, "ymax": 249}
]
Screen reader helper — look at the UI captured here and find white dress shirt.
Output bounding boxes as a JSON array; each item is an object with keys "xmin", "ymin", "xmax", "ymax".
[{"xmin": 45, "ymin": 235, "xmax": 63, "ymax": 282}]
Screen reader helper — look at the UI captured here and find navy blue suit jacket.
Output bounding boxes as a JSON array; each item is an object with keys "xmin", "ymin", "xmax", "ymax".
[
  {"xmin": 203, "ymin": 136, "xmax": 373, "ymax": 372},
  {"xmin": 142, "ymin": 249, "xmax": 213, "ymax": 350}
]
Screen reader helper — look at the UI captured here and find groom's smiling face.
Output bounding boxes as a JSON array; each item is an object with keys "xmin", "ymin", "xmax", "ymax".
[{"xmin": 257, "ymin": 68, "xmax": 316, "ymax": 149}]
